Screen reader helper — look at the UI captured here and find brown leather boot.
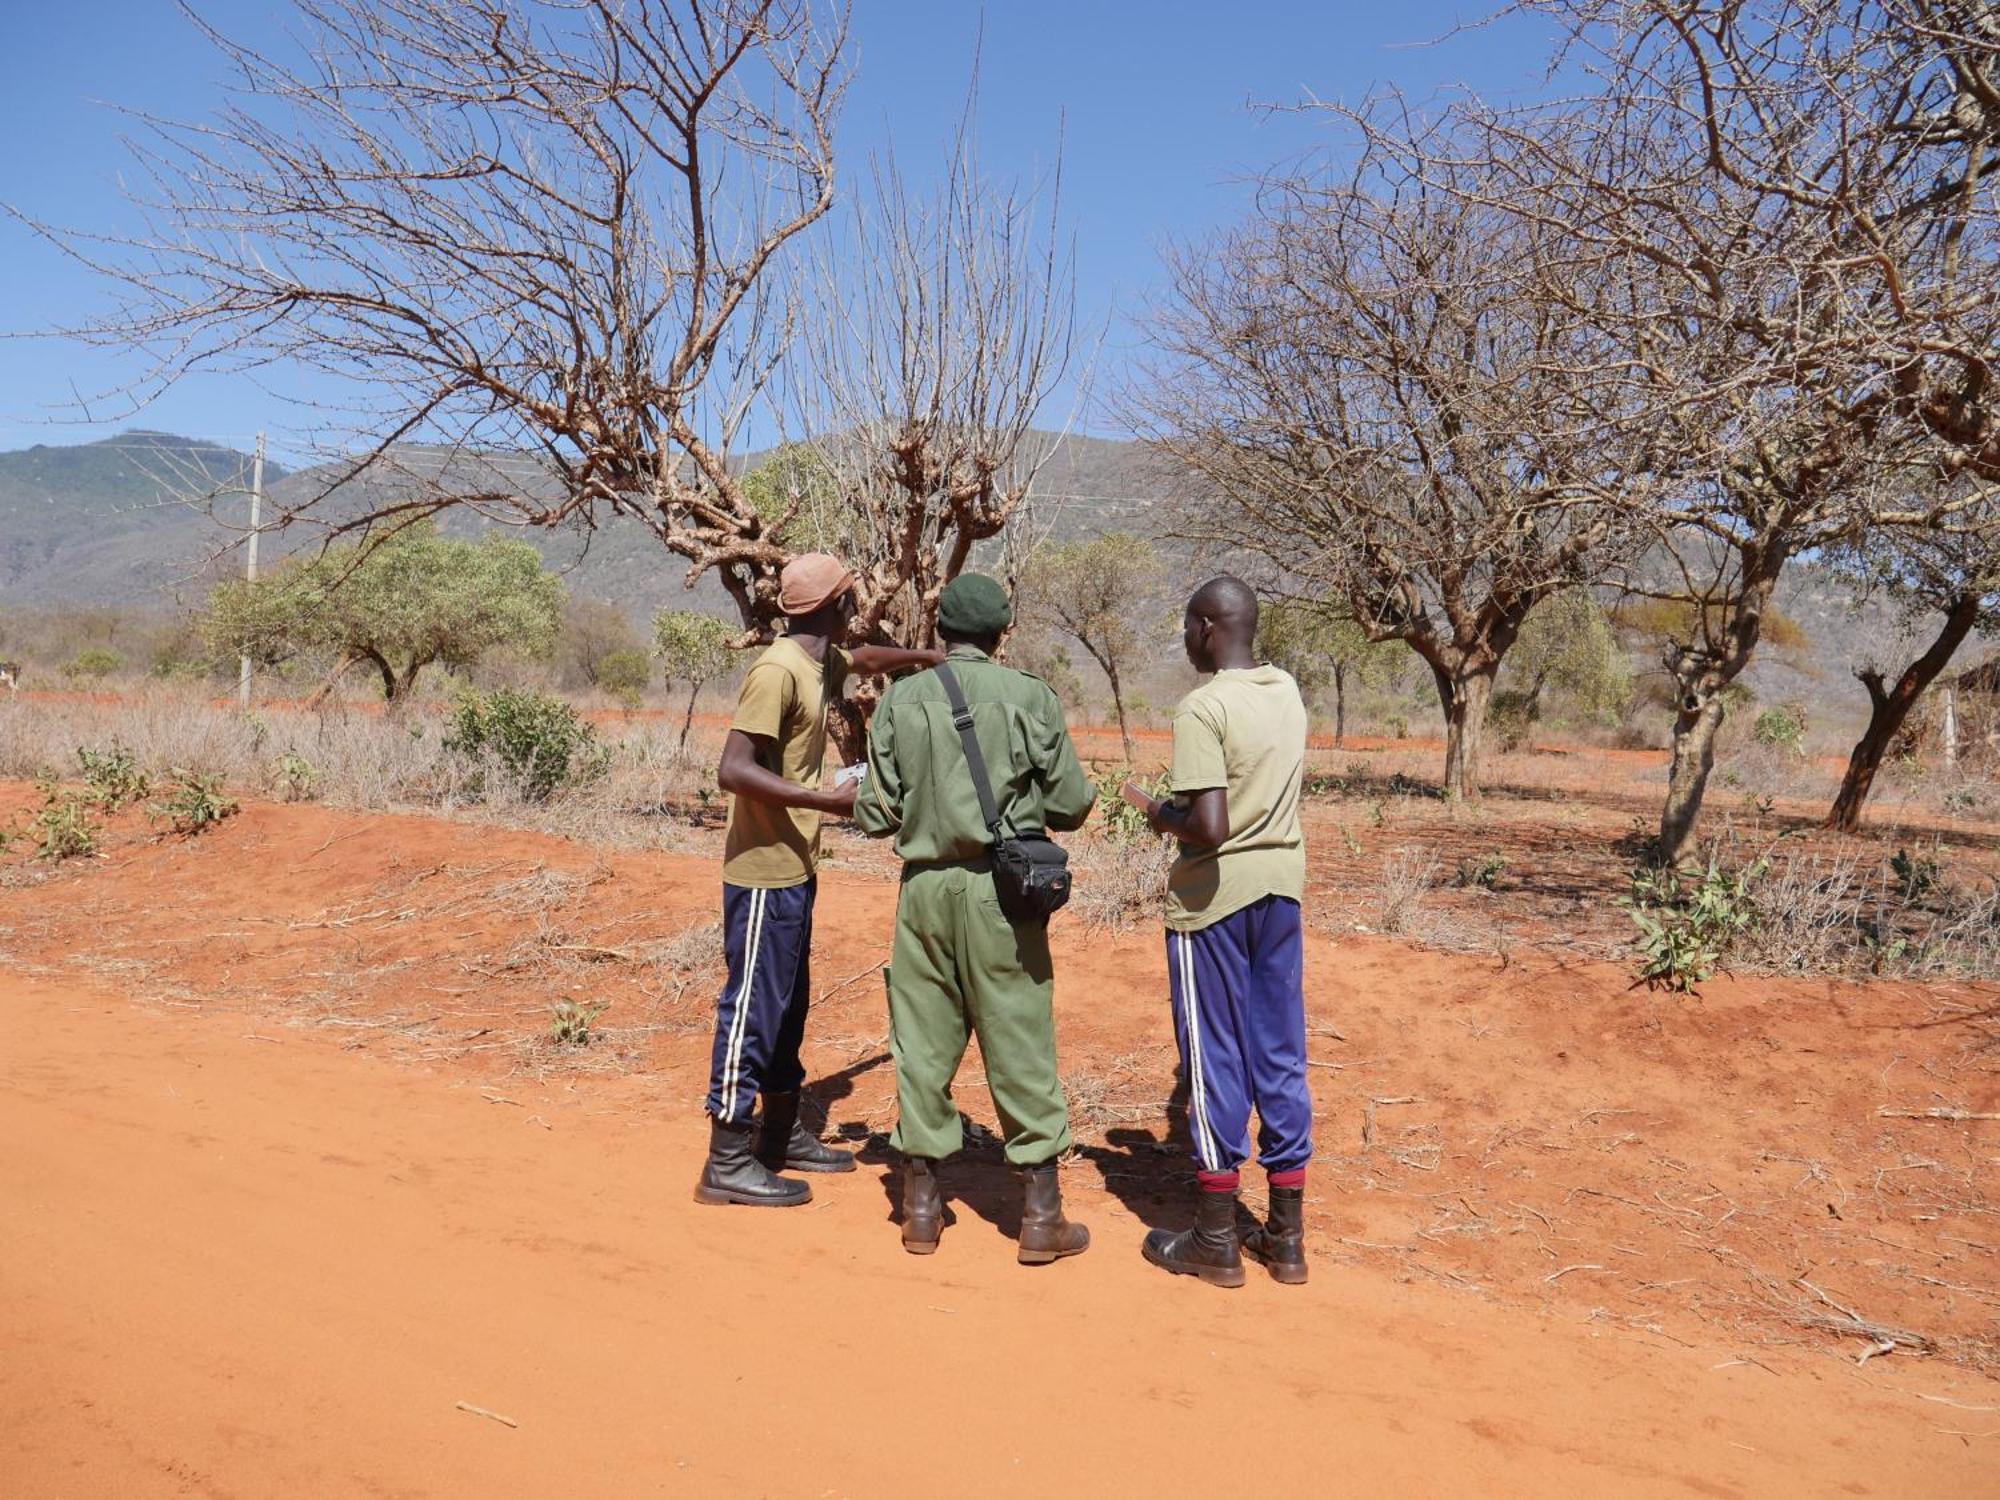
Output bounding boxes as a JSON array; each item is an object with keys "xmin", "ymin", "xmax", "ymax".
[
  {"xmin": 1242, "ymin": 1184, "xmax": 1308, "ymax": 1284},
  {"xmin": 901, "ymin": 1155, "xmax": 944, "ymax": 1255},
  {"xmin": 1142, "ymin": 1186, "xmax": 1246, "ymax": 1288},
  {"xmin": 1016, "ymin": 1162, "xmax": 1089, "ymax": 1265}
]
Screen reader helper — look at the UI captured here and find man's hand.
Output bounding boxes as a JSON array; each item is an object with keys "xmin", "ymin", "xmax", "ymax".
[{"xmin": 815, "ymin": 781, "xmax": 858, "ymax": 817}]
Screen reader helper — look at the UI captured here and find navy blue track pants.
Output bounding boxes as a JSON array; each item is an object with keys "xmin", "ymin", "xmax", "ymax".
[
  {"xmin": 706, "ymin": 879, "xmax": 815, "ymax": 1122},
  {"xmin": 1165, "ymin": 894, "xmax": 1312, "ymax": 1174}
]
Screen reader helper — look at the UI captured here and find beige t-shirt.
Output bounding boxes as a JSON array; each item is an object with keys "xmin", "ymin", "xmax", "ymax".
[
  {"xmin": 721, "ymin": 637, "xmax": 850, "ymax": 889},
  {"xmin": 1165, "ymin": 664, "xmax": 1308, "ymax": 932}
]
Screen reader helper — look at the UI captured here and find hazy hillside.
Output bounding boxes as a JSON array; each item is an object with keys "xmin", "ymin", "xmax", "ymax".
[
  {"xmin": 0, "ymin": 431, "xmax": 283, "ymax": 605},
  {"xmin": 0, "ymin": 428, "xmax": 1981, "ymax": 733}
]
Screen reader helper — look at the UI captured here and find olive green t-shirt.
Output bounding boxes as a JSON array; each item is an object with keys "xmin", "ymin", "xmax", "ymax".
[
  {"xmin": 721, "ymin": 637, "xmax": 850, "ymax": 889},
  {"xmin": 1165, "ymin": 664, "xmax": 1308, "ymax": 932}
]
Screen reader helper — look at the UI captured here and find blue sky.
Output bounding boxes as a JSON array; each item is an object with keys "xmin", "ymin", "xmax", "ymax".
[{"xmin": 0, "ymin": 2, "xmax": 1555, "ymax": 458}]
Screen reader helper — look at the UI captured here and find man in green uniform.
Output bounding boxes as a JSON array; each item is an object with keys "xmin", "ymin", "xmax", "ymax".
[{"xmin": 853, "ymin": 573, "xmax": 1098, "ymax": 1263}]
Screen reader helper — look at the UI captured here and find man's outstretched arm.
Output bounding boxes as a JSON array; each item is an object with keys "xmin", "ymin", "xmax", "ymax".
[
  {"xmin": 717, "ymin": 730, "xmax": 855, "ymax": 816},
  {"xmin": 848, "ymin": 644, "xmax": 945, "ymax": 676}
]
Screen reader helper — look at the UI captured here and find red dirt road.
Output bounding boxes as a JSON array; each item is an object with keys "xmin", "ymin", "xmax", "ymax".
[{"xmin": 4, "ymin": 972, "xmax": 1994, "ymax": 1498}]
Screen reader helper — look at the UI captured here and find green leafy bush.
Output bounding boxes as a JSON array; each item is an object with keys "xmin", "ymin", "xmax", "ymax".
[
  {"xmin": 76, "ymin": 744, "xmax": 150, "ymax": 809},
  {"xmin": 1091, "ymin": 768, "xmax": 1171, "ymax": 843},
  {"xmin": 62, "ymin": 647, "xmax": 123, "ymax": 681},
  {"xmin": 595, "ymin": 648, "xmax": 651, "ymax": 709},
  {"xmin": 446, "ymin": 688, "xmax": 603, "ymax": 801},
  {"xmin": 150, "ymin": 769, "xmax": 240, "ymax": 836},
  {"xmin": 1620, "ymin": 854, "xmax": 1768, "ymax": 993},
  {"xmin": 29, "ymin": 777, "xmax": 100, "ymax": 861},
  {"xmin": 1751, "ymin": 702, "xmax": 1807, "ymax": 754},
  {"xmin": 1889, "ymin": 847, "xmax": 1941, "ymax": 903},
  {"xmin": 1456, "ymin": 851, "xmax": 1507, "ymax": 889},
  {"xmin": 549, "ymin": 997, "xmax": 609, "ymax": 1047},
  {"xmin": 271, "ymin": 751, "xmax": 320, "ymax": 802}
]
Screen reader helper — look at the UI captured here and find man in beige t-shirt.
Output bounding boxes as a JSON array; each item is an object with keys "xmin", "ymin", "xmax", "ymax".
[
  {"xmin": 1136, "ymin": 576, "xmax": 1313, "ymax": 1289},
  {"xmin": 693, "ymin": 554, "xmax": 940, "ymax": 1210}
]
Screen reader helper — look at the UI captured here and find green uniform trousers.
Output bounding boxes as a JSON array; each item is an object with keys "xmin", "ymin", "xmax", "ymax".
[{"xmin": 886, "ymin": 862, "xmax": 1074, "ymax": 1166}]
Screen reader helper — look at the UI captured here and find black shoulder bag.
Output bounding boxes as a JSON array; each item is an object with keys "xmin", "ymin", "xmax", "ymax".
[{"xmin": 935, "ymin": 663, "xmax": 1072, "ymax": 924}]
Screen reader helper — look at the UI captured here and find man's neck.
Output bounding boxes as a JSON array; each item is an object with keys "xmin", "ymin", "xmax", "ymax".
[
  {"xmin": 785, "ymin": 628, "xmax": 831, "ymax": 663},
  {"xmin": 1208, "ymin": 646, "xmax": 1257, "ymax": 672}
]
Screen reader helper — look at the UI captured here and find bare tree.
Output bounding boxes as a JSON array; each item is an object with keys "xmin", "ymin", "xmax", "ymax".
[
  {"xmin": 1020, "ymin": 532, "xmax": 1162, "ymax": 763},
  {"xmin": 1135, "ymin": 125, "xmax": 1648, "ymax": 799},
  {"xmin": 784, "ymin": 127, "xmax": 1079, "ymax": 658},
  {"xmin": 1825, "ymin": 486, "xmax": 2000, "ymax": 829},
  {"xmin": 1481, "ymin": 1, "xmax": 2000, "ymax": 860},
  {"xmin": 21, "ymin": 0, "xmax": 848, "ymax": 626}
]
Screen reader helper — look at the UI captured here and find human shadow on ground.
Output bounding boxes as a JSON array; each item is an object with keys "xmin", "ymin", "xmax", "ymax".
[
  {"xmin": 802, "ymin": 1049, "xmax": 892, "ymax": 1139},
  {"xmin": 847, "ymin": 1068, "xmax": 1214, "ymax": 1246}
]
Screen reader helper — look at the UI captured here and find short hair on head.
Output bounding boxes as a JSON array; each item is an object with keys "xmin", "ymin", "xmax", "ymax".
[{"xmin": 1188, "ymin": 575, "xmax": 1260, "ymax": 627}]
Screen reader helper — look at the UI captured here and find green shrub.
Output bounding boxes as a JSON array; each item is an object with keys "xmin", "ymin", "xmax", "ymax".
[
  {"xmin": 1620, "ymin": 854, "xmax": 1767, "ymax": 993},
  {"xmin": 76, "ymin": 744, "xmax": 150, "ymax": 809},
  {"xmin": 29, "ymin": 778, "xmax": 100, "ymax": 861},
  {"xmin": 1751, "ymin": 701, "xmax": 1807, "ymax": 754},
  {"xmin": 595, "ymin": 648, "xmax": 651, "ymax": 709},
  {"xmin": 150, "ymin": 769, "xmax": 240, "ymax": 836},
  {"xmin": 1889, "ymin": 847, "xmax": 1941, "ymax": 903},
  {"xmin": 1456, "ymin": 851, "xmax": 1507, "ymax": 889},
  {"xmin": 61, "ymin": 647, "xmax": 123, "ymax": 681},
  {"xmin": 446, "ymin": 687, "xmax": 603, "ymax": 801},
  {"xmin": 1091, "ymin": 768, "xmax": 1171, "ymax": 843},
  {"xmin": 549, "ymin": 997, "xmax": 609, "ymax": 1047},
  {"xmin": 271, "ymin": 751, "xmax": 319, "ymax": 803}
]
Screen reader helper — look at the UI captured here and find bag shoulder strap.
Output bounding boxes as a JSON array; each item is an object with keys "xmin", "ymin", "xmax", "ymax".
[{"xmin": 934, "ymin": 662, "xmax": 1003, "ymax": 840}]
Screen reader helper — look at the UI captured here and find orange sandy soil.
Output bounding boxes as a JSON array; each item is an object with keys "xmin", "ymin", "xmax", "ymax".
[{"xmin": 3, "ymin": 785, "xmax": 1999, "ymax": 1497}]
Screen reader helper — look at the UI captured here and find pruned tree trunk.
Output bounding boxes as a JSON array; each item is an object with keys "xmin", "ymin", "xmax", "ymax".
[
  {"xmin": 1660, "ymin": 694, "xmax": 1727, "ymax": 867},
  {"xmin": 1332, "ymin": 661, "xmax": 1348, "ymax": 748},
  {"xmin": 1430, "ymin": 663, "xmax": 1497, "ymax": 802},
  {"xmin": 1827, "ymin": 592, "xmax": 1982, "ymax": 833}
]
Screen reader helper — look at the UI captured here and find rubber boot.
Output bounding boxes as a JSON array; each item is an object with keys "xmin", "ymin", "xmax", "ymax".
[
  {"xmin": 756, "ymin": 1090, "xmax": 856, "ymax": 1174},
  {"xmin": 1142, "ymin": 1185, "xmax": 1246, "ymax": 1288},
  {"xmin": 693, "ymin": 1116, "xmax": 812, "ymax": 1207},
  {"xmin": 901, "ymin": 1156, "xmax": 944, "ymax": 1255},
  {"xmin": 1016, "ymin": 1162, "xmax": 1090, "ymax": 1265},
  {"xmin": 1242, "ymin": 1185, "xmax": 1308, "ymax": 1284}
]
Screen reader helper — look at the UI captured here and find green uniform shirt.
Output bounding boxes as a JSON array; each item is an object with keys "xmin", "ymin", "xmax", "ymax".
[
  {"xmin": 1165, "ymin": 664, "xmax": 1308, "ymax": 932},
  {"xmin": 854, "ymin": 646, "xmax": 1097, "ymax": 863},
  {"xmin": 721, "ymin": 637, "xmax": 851, "ymax": 889}
]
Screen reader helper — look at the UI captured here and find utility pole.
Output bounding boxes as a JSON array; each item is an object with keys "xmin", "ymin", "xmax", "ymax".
[{"xmin": 237, "ymin": 432, "xmax": 264, "ymax": 710}]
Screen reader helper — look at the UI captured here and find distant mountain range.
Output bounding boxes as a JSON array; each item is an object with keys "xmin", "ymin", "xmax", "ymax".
[
  {"xmin": 0, "ymin": 428, "xmax": 1981, "ymax": 725},
  {"xmin": 0, "ymin": 428, "xmax": 1164, "ymax": 618}
]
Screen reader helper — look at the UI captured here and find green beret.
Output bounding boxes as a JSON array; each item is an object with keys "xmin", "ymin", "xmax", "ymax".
[{"xmin": 937, "ymin": 572, "xmax": 1014, "ymax": 637}]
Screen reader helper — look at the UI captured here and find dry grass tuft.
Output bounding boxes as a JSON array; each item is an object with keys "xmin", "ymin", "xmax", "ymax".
[{"xmin": 1067, "ymin": 831, "xmax": 1175, "ymax": 932}]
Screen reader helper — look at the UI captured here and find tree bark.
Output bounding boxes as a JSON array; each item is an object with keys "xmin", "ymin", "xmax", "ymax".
[
  {"xmin": 1332, "ymin": 661, "xmax": 1348, "ymax": 748},
  {"xmin": 1107, "ymin": 659, "xmax": 1136, "ymax": 764},
  {"xmin": 680, "ymin": 682, "xmax": 701, "ymax": 750},
  {"xmin": 1431, "ymin": 663, "xmax": 1496, "ymax": 801},
  {"xmin": 1826, "ymin": 592, "xmax": 1982, "ymax": 833},
  {"xmin": 1659, "ymin": 695, "xmax": 1727, "ymax": 867}
]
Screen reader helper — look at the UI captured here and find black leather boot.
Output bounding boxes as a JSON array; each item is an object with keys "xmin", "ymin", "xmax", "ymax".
[
  {"xmin": 693, "ymin": 1116, "xmax": 812, "ymax": 1207},
  {"xmin": 756, "ymin": 1090, "xmax": 856, "ymax": 1174},
  {"xmin": 1016, "ymin": 1162, "xmax": 1089, "ymax": 1265},
  {"xmin": 1142, "ymin": 1186, "xmax": 1246, "ymax": 1288},
  {"xmin": 901, "ymin": 1155, "xmax": 944, "ymax": 1255},
  {"xmin": 1242, "ymin": 1185, "xmax": 1308, "ymax": 1284}
]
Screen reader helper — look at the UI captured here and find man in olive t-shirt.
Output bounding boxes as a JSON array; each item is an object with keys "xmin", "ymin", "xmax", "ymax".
[
  {"xmin": 1136, "ymin": 576, "xmax": 1313, "ymax": 1289},
  {"xmin": 693, "ymin": 553, "xmax": 941, "ymax": 1210}
]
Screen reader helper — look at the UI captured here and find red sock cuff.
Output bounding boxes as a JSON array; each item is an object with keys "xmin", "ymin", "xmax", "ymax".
[
  {"xmin": 1197, "ymin": 1169, "xmax": 1241, "ymax": 1193},
  {"xmin": 1267, "ymin": 1168, "xmax": 1307, "ymax": 1190}
]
